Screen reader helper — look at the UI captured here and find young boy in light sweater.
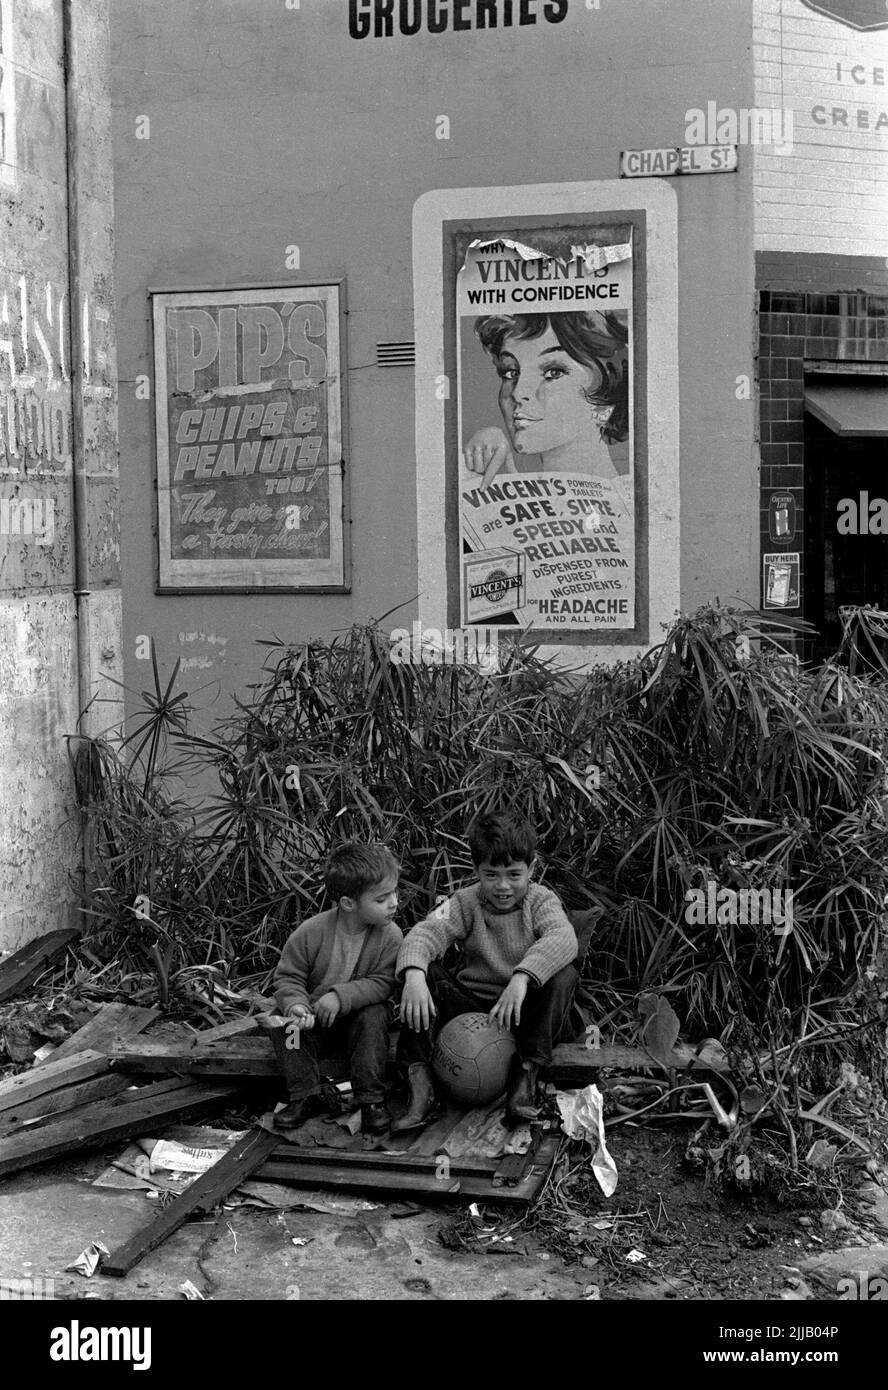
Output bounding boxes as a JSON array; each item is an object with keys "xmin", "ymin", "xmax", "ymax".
[
  {"xmin": 269, "ymin": 842, "xmax": 401, "ymax": 1136},
  {"xmin": 395, "ymin": 811, "xmax": 578, "ymax": 1131}
]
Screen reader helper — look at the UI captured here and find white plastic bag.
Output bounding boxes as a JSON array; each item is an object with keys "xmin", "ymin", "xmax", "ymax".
[{"xmin": 556, "ymin": 1084, "xmax": 618, "ymax": 1196}]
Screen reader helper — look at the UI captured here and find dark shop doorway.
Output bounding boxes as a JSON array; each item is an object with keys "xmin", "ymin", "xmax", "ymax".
[{"xmin": 804, "ymin": 386, "xmax": 888, "ymax": 664}]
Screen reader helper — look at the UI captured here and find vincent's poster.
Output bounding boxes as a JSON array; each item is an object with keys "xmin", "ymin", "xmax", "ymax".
[{"xmin": 457, "ymin": 230, "xmax": 634, "ymax": 631}]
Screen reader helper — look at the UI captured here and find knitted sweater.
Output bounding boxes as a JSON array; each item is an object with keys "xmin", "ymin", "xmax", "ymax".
[
  {"xmin": 274, "ymin": 908, "xmax": 403, "ymax": 1015},
  {"xmin": 396, "ymin": 882, "xmax": 577, "ymax": 1003}
]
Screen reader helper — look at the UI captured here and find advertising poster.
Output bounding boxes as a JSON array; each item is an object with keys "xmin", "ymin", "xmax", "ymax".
[
  {"xmin": 457, "ymin": 228, "xmax": 634, "ymax": 632},
  {"xmin": 763, "ymin": 552, "xmax": 801, "ymax": 610},
  {"xmin": 153, "ymin": 284, "xmax": 346, "ymax": 591}
]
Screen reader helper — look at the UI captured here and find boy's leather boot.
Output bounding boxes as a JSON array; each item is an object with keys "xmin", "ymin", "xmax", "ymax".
[
  {"xmin": 505, "ymin": 1058, "xmax": 540, "ymax": 1127},
  {"xmin": 361, "ymin": 1100, "xmax": 392, "ymax": 1136},
  {"xmin": 273, "ymin": 1089, "xmax": 328, "ymax": 1131},
  {"xmin": 391, "ymin": 1063, "xmax": 442, "ymax": 1134}
]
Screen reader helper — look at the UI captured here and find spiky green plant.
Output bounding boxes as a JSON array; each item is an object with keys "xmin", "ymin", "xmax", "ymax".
[{"xmin": 67, "ymin": 606, "xmax": 888, "ymax": 1087}]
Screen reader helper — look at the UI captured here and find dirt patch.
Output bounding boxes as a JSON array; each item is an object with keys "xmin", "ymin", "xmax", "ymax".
[{"xmin": 438, "ymin": 1124, "xmax": 886, "ymax": 1300}]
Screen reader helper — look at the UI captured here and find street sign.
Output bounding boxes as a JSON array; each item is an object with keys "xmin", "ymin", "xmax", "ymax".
[{"xmin": 620, "ymin": 145, "xmax": 739, "ymax": 178}]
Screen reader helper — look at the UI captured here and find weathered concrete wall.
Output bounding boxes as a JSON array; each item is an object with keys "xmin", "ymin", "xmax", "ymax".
[
  {"xmin": 64, "ymin": 0, "xmax": 123, "ymax": 745},
  {"xmin": 110, "ymin": 0, "xmax": 755, "ymax": 721},
  {"xmin": 0, "ymin": 0, "xmax": 121, "ymax": 952}
]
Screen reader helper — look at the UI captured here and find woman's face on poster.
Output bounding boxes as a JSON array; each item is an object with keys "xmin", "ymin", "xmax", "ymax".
[{"xmin": 494, "ymin": 325, "xmax": 607, "ymax": 456}]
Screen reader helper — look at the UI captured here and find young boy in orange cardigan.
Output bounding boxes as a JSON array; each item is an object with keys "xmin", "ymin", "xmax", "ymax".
[
  {"xmin": 269, "ymin": 843, "xmax": 401, "ymax": 1136},
  {"xmin": 395, "ymin": 811, "xmax": 578, "ymax": 1131}
]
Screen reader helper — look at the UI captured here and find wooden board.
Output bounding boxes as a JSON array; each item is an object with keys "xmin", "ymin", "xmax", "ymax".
[
  {"xmin": 545, "ymin": 1041, "xmax": 730, "ymax": 1086},
  {"xmin": 112, "ymin": 1036, "xmax": 729, "ymax": 1084},
  {"xmin": 270, "ymin": 1144, "xmax": 499, "ymax": 1177},
  {"xmin": 256, "ymin": 1162, "xmax": 464, "ymax": 1197},
  {"xmin": 186, "ymin": 1016, "xmax": 262, "ymax": 1044},
  {"xmin": 100, "ymin": 1128, "xmax": 280, "ymax": 1278},
  {"xmin": 45, "ymin": 1004, "xmax": 160, "ymax": 1065},
  {"xmin": 0, "ymin": 1080, "xmax": 242, "ymax": 1178},
  {"xmin": 260, "ymin": 1102, "xmax": 559, "ymax": 1204},
  {"xmin": 109, "ymin": 1037, "xmax": 276, "ymax": 1077},
  {"xmin": 255, "ymin": 1134, "xmax": 559, "ymax": 1204},
  {"xmin": 0, "ymin": 1050, "xmax": 109, "ymax": 1116},
  {"xmin": 0, "ymin": 1074, "xmax": 130, "ymax": 1132},
  {"xmin": 0, "ymin": 929, "xmax": 80, "ymax": 1004}
]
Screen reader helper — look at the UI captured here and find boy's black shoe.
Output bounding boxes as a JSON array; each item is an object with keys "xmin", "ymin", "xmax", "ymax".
[
  {"xmin": 273, "ymin": 1089, "xmax": 328, "ymax": 1131},
  {"xmin": 361, "ymin": 1101, "xmax": 392, "ymax": 1136},
  {"xmin": 391, "ymin": 1063, "xmax": 443, "ymax": 1134},
  {"xmin": 505, "ymin": 1058, "xmax": 540, "ymax": 1127}
]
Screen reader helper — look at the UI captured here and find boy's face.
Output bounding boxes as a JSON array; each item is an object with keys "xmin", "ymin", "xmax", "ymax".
[
  {"xmin": 476, "ymin": 858, "xmax": 534, "ymax": 911},
  {"xmin": 346, "ymin": 872, "xmax": 399, "ymax": 928}
]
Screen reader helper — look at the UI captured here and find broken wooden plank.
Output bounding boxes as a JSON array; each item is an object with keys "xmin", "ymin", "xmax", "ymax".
[
  {"xmin": 492, "ymin": 1124, "xmax": 544, "ymax": 1187},
  {"xmin": 0, "ymin": 1080, "xmax": 242, "ymax": 1179},
  {"xmin": 186, "ymin": 1015, "xmax": 262, "ymax": 1045},
  {"xmin": 0, "ymin": 1050, "xmax": 109, "ymax": 1116},
  {"xmin": 545, "ymin": 1041, "xmax": 730, "ymax": 1086},
  {"xmin": 257, "ymin": 1130, "xmax": 560, "ymax": 1204},
  {"xmin": 106, "ymin": 1077, "xmax": 231, "ymax": 1106},
  {"xmin": 100, "ymin": 1128, "xmax": 279, "ymax": 1278},
  {"xmin": 109, "ymin": 1037, "xmax": 277, "ymax": 1077},
  {"xmin": 0, "ymin": 1073, "xmax": 130, "ymax": 1132},
  {"xmin": 269, "ymin": 1144, "xmax": 498, "ymax": 1177},
  {"xmin": 0, "ymin": 929, "xmax": 80, "ymax": 1004},
  {"xmin": 456, "ymin": 1133, "xmax": 559, "ymax": 1202},
  {"xmin": 255, "ymin": 1161, "xmax": 463, "ymax": 1197},
  {"xmin": 256, "ymin": 1142, "xmax": 557, "ymax": 1203},
  {"xmin": 45, "ymin": 1003, "xmax": 159, "ymax": 1065},
  {"xmin": 492, "ymin": 1150, "xmax": 533, "ymax": 1187}
]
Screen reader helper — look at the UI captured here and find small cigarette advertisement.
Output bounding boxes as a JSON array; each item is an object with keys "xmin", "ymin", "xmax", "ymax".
[
  {"xmin": 763, "ymin": 552, "xmax": 800, "ymax": 610},
  {"xmin": 457, "ymin": 228, "xmax": 634, "ymax": 632}
]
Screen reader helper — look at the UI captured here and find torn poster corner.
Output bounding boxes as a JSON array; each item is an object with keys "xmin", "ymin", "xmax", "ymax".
[
  {"xmin": 570, "ymin": 241, "xmax": 634, "ymax": 272},
  {"xmin": 461, "ymin": 236, "xmax": 634, "ymax": 276},
  {"xmin": 463, "ymin": 235, "xmax": 548, "ymax": 268}
]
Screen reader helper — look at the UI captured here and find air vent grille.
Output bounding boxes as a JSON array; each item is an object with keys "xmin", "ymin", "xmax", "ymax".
[{"xmin": 376, "ymin": 341, "xmax": 415, "ymax": 367}]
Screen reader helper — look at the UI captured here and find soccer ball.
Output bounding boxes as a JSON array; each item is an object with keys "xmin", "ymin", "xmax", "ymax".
[{"xmin": 432, "ymin": 1012, "xmax": 517, "ymax": 1106}]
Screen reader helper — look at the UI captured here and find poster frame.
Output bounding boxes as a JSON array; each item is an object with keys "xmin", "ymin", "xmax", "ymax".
[
  {"xmin": 413, "ymin": 181, "xmax": 679, "ymax": 673},
  {"xmin": 450, "ymin": 217, "xmax": 642, "ymax": 641},
  {"xmin": 150, "ymin": 278, "xmax": 350, "ymax": 595}
]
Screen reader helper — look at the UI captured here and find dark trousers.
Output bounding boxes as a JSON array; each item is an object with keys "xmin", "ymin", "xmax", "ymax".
[
  {"xmin": 268, "ymin": 1003, "xmax": 389, "ymax": 1105},
  {"xmin": 397, "ymin": 962, "xmax": 579, "ymax": 1069}
]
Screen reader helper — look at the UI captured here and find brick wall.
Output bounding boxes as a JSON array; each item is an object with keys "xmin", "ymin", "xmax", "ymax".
[{"xmin": 757, "ymin": 250, "xmax": 888, "ymax": 647}]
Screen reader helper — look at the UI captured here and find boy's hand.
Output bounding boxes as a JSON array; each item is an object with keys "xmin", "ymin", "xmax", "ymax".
[
  {"xmin": 400, "ymin": 970, "xmax": 437, "ymax": 1033},
  {"xmin": 314, "ymin": 992, "xmax": 341, "ymax": 1027},
  {"xmin": 285, "ymin": 1002, "xmax": 315, "ymax": 1030},
  {"xmin": 489, "ymin": 973, "xmax": 529, "ymax": 1030}
]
